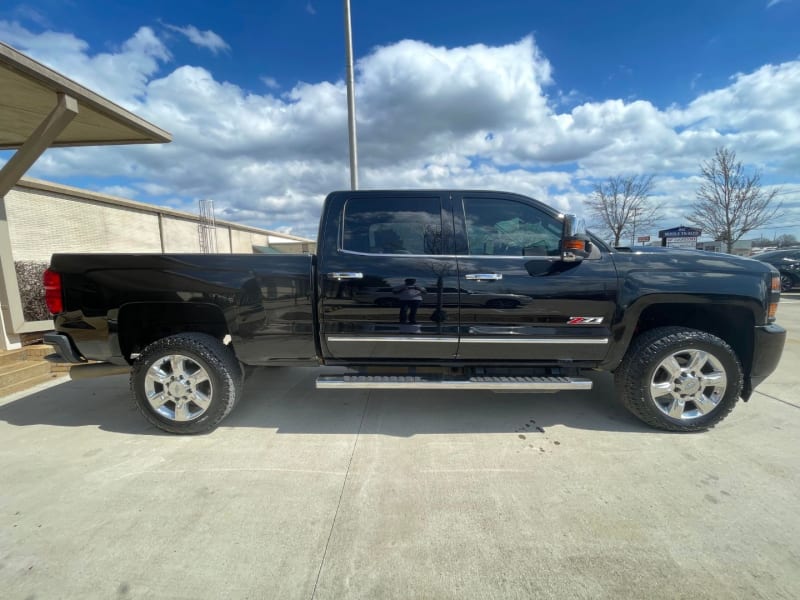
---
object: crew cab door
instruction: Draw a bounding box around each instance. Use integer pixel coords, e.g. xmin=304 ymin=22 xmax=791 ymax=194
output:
xmin=318 ymin=192 xmax=459 ymax=360
xmin=452 ymin=192 xmax=617 ymax=361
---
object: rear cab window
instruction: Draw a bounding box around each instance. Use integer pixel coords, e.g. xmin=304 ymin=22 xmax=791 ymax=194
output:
xmin=342 ymin=196 xmax=444 ymax=255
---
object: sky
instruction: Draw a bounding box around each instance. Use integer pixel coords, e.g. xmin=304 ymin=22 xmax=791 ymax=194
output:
xmin=1 ymin=0 xmax=799 ymax=243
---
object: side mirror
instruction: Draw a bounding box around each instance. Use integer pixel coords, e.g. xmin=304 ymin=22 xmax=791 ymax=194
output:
xmin=561 ymin=214 xmax=591 ymax=262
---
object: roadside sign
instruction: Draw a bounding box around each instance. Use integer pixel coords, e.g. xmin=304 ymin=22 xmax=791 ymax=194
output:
xmin=666 ymin=237 xmax=697 ymax=249
xmin=659 ymin=226 xmax=701 ymax=239
xmin=637 ymin=236 xmax=650 ymax=242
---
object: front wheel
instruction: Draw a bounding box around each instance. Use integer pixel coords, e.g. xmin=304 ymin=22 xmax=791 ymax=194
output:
xmin=131 ymin=333 xmax=243 ymax=434
xmin=615 ymin=326 xmax=743 ymax=432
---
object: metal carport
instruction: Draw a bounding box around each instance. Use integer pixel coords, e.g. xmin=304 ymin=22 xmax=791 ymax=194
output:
xmin=0 ymin=41 xmax=171 ymax=349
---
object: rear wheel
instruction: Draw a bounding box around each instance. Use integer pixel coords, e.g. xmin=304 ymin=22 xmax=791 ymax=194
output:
xmin=615 ymin=326 xmax=743 ymax=432
xmin=131 ymin=333 xmax=242 ymax=434
xmin=780 ymin=273 xmax=794 ymax=292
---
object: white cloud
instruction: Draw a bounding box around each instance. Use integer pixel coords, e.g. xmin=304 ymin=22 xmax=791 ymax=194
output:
xmin=12 ymin=5 xmax=50 ymax=27
xmin=2 ymin=23 xmax=798 ymax=239
xmin=0 ymin=21 xmax=169 ymax=108
xmin=260 ymin=76 xmax=280 ymax=89
xmin=163 ymin=23 xmax=230 ymax=55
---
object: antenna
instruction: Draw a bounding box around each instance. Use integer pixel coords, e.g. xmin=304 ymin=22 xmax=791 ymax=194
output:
xmin=198 ymin=199 xmax=218 ymax=253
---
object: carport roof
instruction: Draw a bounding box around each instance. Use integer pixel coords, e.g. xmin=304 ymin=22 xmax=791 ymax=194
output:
xmin=0 ymin=41 xmax=171 ymax=149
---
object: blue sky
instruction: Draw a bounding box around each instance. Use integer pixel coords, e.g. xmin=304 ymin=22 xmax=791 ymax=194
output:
xmin=1 ymin=0 xmax=799 ymax=241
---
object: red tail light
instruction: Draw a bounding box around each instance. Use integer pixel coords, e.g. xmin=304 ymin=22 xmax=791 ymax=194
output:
xmin=43 ymin=269 xmax=63 ymax=314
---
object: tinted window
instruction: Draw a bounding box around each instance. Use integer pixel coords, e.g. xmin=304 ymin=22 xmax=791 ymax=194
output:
xmin=756 ymin=251 xmax=787 ymax=260
xmin=462 ymin=197 xmax=561 ymax=256
xmin=342 ymin=197 xmax=443 ymax=255
xmin=756 ymin=250 xmax=800 ymax=262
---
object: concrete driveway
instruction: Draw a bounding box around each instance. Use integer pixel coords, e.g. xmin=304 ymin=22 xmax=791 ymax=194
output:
xmin=2 ymin=297 xmax=799 ymax=599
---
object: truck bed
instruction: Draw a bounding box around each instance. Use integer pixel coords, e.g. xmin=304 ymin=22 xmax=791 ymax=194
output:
xmin=49 ymin=253 xmax=318 ymax=365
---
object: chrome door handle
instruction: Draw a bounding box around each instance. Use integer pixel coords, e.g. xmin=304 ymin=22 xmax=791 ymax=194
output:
xmin=465 ymin=273 xmax=503 ymax=281
xmin=326 ymin=272 xmax=364 ymax=280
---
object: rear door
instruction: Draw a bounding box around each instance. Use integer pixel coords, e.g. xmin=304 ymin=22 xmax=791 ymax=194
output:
xmin=319 ymin=192 xmax=460 ymax=360
xmin=452 ymin=192 xmax=617 ymax=362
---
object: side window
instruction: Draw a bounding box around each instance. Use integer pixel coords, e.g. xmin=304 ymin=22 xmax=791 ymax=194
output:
xmin=462 ymin=197 xmax=562 ymax=257
xmin=342 ymin=197 xmax=443 ymax=255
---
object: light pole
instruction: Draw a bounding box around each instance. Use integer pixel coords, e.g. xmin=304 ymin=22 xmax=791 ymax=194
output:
xmin=343 ymin=0 xmax=359 ymax=190
xmin=631 ymin=208 xmax=641 ymax=246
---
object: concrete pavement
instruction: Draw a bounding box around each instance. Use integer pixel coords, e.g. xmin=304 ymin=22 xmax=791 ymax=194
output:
xmin=1 ymin=297 xmax=799 ymax=599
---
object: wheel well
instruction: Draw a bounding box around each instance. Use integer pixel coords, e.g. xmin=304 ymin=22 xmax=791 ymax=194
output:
xmin=635 ymin=303 xmax=754 ymax=375
xmin=118 ymin=303 xmax=229 ymax=361
xmin=780 ymin=269 xmax=799 ymax=282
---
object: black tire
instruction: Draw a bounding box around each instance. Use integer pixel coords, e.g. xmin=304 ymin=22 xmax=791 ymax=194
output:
xmin=615 ymin=326 xmax=743 ymax=432
xmin=130 ymin=333 xmax=243 ymax=434
xmin=780 ymin=273 xmax=795 ymax=292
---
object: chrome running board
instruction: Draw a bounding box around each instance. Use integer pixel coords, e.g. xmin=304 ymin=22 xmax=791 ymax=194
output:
xmin=316 ymin=374 xmax=592 ymax=392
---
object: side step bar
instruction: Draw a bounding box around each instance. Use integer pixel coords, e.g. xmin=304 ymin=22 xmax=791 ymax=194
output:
xmin=316 ymin=375 xmax=592 ymax=391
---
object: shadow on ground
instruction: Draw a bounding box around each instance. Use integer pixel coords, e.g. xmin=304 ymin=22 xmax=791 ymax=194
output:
xmin=0 ymin=367 xmax=652 ymax=436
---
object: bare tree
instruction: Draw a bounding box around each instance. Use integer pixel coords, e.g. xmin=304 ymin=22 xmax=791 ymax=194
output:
xmin=689 ymin=147 xmax=782 ymax=253
xmin=586 ymin=175 xmax=659 ymax=246
xmin=751 ymin=236 xmax=774 ymax=249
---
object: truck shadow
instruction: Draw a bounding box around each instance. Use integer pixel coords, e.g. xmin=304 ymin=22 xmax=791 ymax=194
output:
xmin=0 ymin=367 xmax=654 ymax=435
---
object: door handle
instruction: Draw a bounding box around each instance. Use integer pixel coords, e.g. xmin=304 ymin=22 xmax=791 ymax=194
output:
xmin=465 ymin=273 xmax=503 ymax=281
xmin=327 ymin=272 xmax=364 ymax=280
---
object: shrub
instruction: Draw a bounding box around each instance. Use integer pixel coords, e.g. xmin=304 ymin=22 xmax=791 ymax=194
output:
xmin=15 ymin=261 xmax=49 ymax=322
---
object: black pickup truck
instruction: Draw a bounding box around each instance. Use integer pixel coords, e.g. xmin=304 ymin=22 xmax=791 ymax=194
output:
xmin=43 ymin=190 xmax=786 ymax=434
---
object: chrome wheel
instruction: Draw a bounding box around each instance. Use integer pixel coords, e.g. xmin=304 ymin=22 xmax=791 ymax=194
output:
xmin=649 ymin=349 xmax=727 ymax=421
xmin=144 ymin=354 xmax=213 ymax=422
xmin=780 ymin=274 xmax=794 ymax=292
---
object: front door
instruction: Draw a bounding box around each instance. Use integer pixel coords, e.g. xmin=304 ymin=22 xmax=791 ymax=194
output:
xmin=452 ymin=192 xmax=617 ymax=362
xmin=319 ymin=192 xmax=460 ymax=360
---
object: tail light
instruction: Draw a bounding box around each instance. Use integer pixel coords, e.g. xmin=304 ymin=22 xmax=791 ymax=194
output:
xmin=43 ymin=269 xmax=63 ymax=314
xmin=768 ymin=274 xmax=780 ymax=322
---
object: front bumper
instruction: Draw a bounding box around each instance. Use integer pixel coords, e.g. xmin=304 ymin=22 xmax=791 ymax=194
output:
xmin=742 ymin=323 xmax=786 ymax=399
xmin=43 ymin=331 xmax=86 ymax=364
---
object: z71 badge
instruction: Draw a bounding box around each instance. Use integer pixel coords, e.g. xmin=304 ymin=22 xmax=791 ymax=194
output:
xmin=567 ymin=316 xmax=604 ymax=324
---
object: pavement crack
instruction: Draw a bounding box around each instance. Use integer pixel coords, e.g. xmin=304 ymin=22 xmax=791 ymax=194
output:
xmin=310 ymin=392 xmax=370 ymax=600
xmin=754 ymin=390 xmax=800 ymax=409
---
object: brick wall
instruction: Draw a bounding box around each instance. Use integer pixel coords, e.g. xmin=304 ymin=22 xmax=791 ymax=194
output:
xmin=4 ymin=181 xmax=312 ymax=260
xmin=231 ymin=228 xmax=270 ymax=253
xmin=6 ymin=188 xmax=162 ymax=260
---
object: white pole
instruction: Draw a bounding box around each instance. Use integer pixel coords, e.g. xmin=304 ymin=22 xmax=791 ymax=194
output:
xmin=343 ymin=0 xmax=359 ymax=190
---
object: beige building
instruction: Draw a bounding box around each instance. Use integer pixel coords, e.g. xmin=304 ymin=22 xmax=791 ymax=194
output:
xmin=0 ymin=177 xmax=315 ymax=350
xmin=7 ymin=177 xmax=314 ymax=259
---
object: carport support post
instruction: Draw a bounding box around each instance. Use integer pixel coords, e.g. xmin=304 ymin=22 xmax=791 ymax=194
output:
xmin=0 ymin=92 xmax=78 ymax=348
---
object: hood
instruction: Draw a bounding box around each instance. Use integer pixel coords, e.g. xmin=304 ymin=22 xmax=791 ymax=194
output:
xmin=612 ymin=246 xmax=775 ymax=276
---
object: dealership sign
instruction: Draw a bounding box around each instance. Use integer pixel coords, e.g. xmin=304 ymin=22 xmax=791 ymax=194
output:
xmin=658 ymin=226 xmax=702 ymax=239
xmin=659 ymin=226 xmax=701 ymax=249
xmin=665 ymin=237 xmax=697 ymax=249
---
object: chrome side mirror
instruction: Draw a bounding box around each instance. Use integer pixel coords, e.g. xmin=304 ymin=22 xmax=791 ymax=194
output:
xmin=561 ymin=214 xmax=591 ymax=262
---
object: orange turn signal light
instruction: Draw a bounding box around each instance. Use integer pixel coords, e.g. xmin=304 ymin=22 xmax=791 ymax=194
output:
xmin=771 ymin=275 xmax=781 ymax=292
xmin=768 ymin=303 xmax=778 ymax=320
xmin=563 ymin=239 xmax=585 ymax=251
